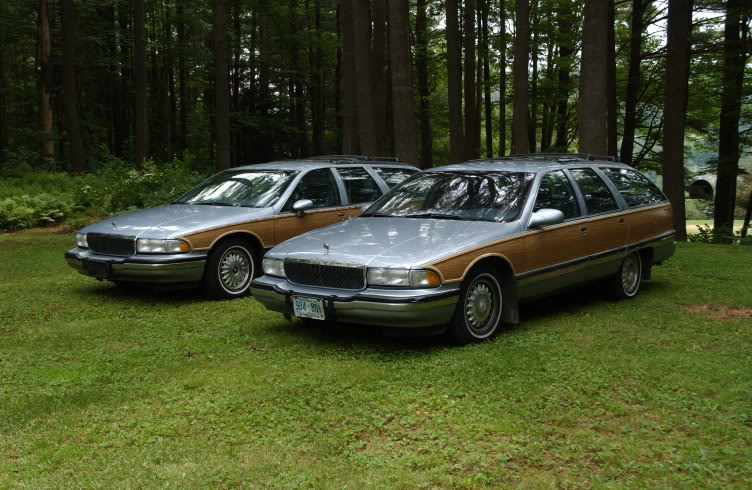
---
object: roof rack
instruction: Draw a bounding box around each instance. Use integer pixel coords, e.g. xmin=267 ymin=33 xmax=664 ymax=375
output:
xmin=307 ymin=155 xmax=404 ymax=163
xmin=470 ymin=153 xmax=618 ymax=164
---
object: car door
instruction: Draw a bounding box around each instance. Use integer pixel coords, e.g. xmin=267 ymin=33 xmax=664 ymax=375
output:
xmin=274 ymin=168 xmax=346 ymax=245
xmin=335 ymin=166 xmax=386 ymax=218
xmin=565 ymin=167 xmax=630 ymax=279
xmin=518 ymin=170 xmax=587 ymax=297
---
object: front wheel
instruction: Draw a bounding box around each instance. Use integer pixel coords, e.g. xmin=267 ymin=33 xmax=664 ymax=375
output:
xmin=202 ymin=237 xmax=257 ymax=300
xmin=448 ymin=266 xmax=504 ymax=345
xmin=611 ymin=251 xmax=642 ymax=299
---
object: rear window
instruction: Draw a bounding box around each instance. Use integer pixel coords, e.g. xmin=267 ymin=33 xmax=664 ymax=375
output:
xmin=373 ymin=167 xmax=419 ymax=187
xmin=569 ymin=168 xmax=620 ymax=215
xmin=601 ymin=168 xmax=667 ymax=208
xmin=336 ymin=167 xmax=384 ymax=204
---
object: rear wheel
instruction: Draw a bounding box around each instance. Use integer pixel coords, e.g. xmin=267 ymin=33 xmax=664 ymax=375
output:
xmin=611 ymin=251 xmax=642 ymax=299
xmin=448 ymin=266 xmax=504 ymax=345
xmin=202 ymin=237 xmax=257 ymax=300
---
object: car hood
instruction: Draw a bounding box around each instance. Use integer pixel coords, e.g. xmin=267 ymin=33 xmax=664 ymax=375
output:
xmin=269 ymin=217 xmax=522 ymax=268
xmin=80 ymin=204 xmax=273 ymax=239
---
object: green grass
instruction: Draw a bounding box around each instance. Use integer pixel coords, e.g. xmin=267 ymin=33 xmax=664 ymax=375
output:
xmin=1 ymin=232 xmax=751 ymax=488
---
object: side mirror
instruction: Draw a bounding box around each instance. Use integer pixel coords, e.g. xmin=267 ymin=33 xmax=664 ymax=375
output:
xmin=292 ymin=199 xmax=314 ymax=218
xmin=528 ymin=208 xmax=565 ymax=228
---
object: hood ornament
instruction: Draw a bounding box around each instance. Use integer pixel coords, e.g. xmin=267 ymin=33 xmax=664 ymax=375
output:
xmin=323 ymin=243 xmax=330 ymax=254
xmin=111 ymin=221 xmax=117 ymax=229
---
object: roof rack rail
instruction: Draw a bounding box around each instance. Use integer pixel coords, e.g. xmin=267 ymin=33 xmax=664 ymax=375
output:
xmin=307 ymin=155 xmax=403 ymax=163
xmin=476 ymin=153 xmax=617 ymax=163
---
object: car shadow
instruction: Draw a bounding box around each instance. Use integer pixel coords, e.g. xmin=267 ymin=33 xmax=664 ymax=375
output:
xmin=72 ymin=281 xmax=206 ymax=305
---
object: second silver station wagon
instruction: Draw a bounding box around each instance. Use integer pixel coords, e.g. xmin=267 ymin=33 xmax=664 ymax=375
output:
xmin=251 ymin=154 xmax=675 ymax=344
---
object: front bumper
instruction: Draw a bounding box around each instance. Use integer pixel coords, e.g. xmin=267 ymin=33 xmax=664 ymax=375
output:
xmin=250 ymin=275 xmax=460 ymax=328
xmin=64 ymin=248 xmax=207 ymax=284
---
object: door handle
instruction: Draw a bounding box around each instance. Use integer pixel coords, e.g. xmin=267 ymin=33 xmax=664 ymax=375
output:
xmin=337 ymin=211 xmax=346 ymax=217
xmin=580 ymin=225 xmax=588 ymax=232
xmin=618 ymin=217 xmax=625 ymax=223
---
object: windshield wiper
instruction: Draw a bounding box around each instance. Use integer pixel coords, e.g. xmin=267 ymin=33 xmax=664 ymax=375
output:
xmin=400 ymin=213 xmax=469 ymax=221
xmin=190 ymin=201 xmax=240 ymax=207
xmin=360 ymin=213 xmax=393 ymax=218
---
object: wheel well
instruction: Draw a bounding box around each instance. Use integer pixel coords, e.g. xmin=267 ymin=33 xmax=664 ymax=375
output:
xmin=467 ymin=256 xmax=519 ymax=325
xmin=210 ymin=232 xmax=263 ymax=261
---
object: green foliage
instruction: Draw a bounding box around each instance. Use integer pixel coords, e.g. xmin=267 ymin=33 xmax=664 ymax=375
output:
xmin=0 ymin=193 xmax=74 ymax=231
xmin=687 ymin=223 xmax=751 ymax=245
xmin=685 ymin=198 xmax=713 ymax=220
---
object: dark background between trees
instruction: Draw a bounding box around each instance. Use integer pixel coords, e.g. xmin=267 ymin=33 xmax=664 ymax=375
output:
xmin=0 ymin=0 xmax=750 ymax=240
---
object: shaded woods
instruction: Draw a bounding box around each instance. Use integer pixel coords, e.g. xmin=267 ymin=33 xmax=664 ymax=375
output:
xmin=0 ymin=0 xmax=750 ymax=239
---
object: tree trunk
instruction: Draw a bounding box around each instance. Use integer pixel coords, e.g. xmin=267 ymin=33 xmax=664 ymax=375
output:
xmin=176 ymin=0 xmax=188 ymax=153
xmin=416 ymin=0 xmax=432 ymax=168
xmin=713 ymin=0 xmax=746 ymax=239
xmin=372 ymin=0 xmax=388 ymax=155
xmin=662 ymin=0 xmax=693 ymax=242
xmin=61 ymin=0 xmax=86 ymax=173
xmin=464 ymin=0 xmax=478 ymax=160
xmin=38 ymin=0 xmax=54 ymax=160
xmin=232 ymin=0 xmax=241 ymax=165
xmin=482 ymin=0 xmax=492 ymax=158
xmin=335 ymin=2 xmax=344 ymax=153
xmin=499 ymin=0 xmax=506 ymax=156
xmin=528 ymin=0 xmax=538 ymax=153
xmin=741 ymin=188 xmax=752 ymax=238
xmin=388 ymin=0 xmax=419 ymax=164
xmin=620 ymin=0 xmax=647 ymax=166
xmin=578 ymin=0 xmax=608 ymax=155
xmin=446 ymin=0 xmax=464 ymax=163
xmin=311 ymin=0 xmax=324 ymax=155
xmin=340 ymin=0 xmax=360 ymax=154
xmin=606 ymin=0 xmax=617 ymax=159
xmin=554 ymin=3 xmax=572 ymax=151
xmin=352 ymin=0 xmax=378 ymax=155
xmin=511 ymin=0 xmax=529 ymax=154
xmin=213 ymin=0 xmax=231 ymax=170
xmin=133 ymin=0 xmax=148 ymax=169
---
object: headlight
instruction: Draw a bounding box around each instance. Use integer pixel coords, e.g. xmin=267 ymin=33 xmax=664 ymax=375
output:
xmin=262 ymin=258 xmax=285 ymax=277
xmin=136 ymin=238 xmax=190 ymax=254
xmin=76 ymin=233 xmax=88 ymax=248
xmin=366 ymin=268 xmax=442 ymax=288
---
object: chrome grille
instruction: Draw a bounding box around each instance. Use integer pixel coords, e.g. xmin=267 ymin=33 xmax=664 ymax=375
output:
xmin=285 ymin=259 xmax=365 ymax=290
xmin=87 ymin=233 xmax=136 ymax=256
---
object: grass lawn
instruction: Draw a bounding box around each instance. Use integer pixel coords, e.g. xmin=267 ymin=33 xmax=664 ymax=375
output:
xmin=686 ymin=219 xmax=745 ymax=234
xmin=1 ymin=232 xmax=751 ymax=488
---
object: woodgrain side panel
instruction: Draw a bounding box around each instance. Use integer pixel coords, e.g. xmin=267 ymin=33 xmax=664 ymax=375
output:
xmin=180 ymin=217 xmax=275 ymax=251
xmin=273 ymin=208 xmax=347 ymax=244
xmin=431 ymin=203 xmax=670 ymax=283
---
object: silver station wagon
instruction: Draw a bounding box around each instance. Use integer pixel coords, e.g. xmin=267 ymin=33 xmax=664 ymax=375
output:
xmin=251 ymin=154 xmax=675 ymax=344
xmin=65 ymin=156 xmax=418 ymax=299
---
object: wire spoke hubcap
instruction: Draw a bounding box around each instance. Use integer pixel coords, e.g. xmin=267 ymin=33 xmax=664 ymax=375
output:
xmin=464 ymin=274 xmax=501 ymax=337
xmin=622 ymin=253 xmax=640 ymax=295
xmin=219 ymin=247 xmax=251 ymax=292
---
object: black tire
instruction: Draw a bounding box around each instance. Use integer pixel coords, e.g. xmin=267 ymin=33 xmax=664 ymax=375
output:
xmin=447 ymin=265 xmax=504 ymax=345
xmin=610 ymin=251 xmax=642 ymax=299
xmin=201 ymin=237 xmax=258 ymax=300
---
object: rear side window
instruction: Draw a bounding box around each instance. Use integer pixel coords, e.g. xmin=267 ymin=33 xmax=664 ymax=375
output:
xmin=336 ymin=167 xmax=384 ymax=204
xmin=569 ymin=168 xmax=619 ymax=215
xmin=373 ymin=167 xmax=418 ymax=188
xmin=534 ymin=170 xmax=580 ymax=220
xmin=601 ymin=168 xmax=667 ymax=208
xmin=283 ymin=168 xmax=340 ymax=211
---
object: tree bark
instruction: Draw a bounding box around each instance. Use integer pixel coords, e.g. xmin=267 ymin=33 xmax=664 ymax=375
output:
xmin=388 ymin=0 xmax=419 ymax=164
xmin=416 ymin=0 xmax=432 ymax=168
xmin=528 ymin=0 xmax=538 ymax=153
xmin=335 ymin=2 xmax=344 ymax=154
xmin=499 ymin=0 xmax=507 ymax=156
xmin=554 ymin=3 xmax=572 ymax=151
xmin=38 ymin=0 xmax=54 ymax=160
xmin=311 ymin=0 xmax=324 ymax=155
xmin=176 ymin=0 xmax=188 ymax=153
xmin=482 ymin=0 xmax=492 ymax=158
xmin=606 ymin=0 xmax=617 ymax=159
xmin=464 ymin=0 xmax=479 ymax=160
xmin=446 ymin=0 xmax=464 ymax=163
xmin=713 ymin=0 xmax=746 ymax=239
xmin=213 ymin=0 xmax=231 ymax=170
xmin=341 ymin=0 xmax=360 ymax=154
xmin=511 ymin=0 xmax=530 ymax=154
xmin=352 ymin=0 xmax=378 ymax=155
xmin=372 ymin=0 xmax=389 ymax=155
xmin=61 ymin=0 xmax=86 ymax=172
xmin=620 ymin=0 xmax=647 ymax=166
xmin=662 ymin=0 xmax=693 ymax=242
xmin=578 ymin=0 xmax=608 ymax=155
xmin=741 ymin=188 xmax=752 ymax=238
xmin=133 ymin=0 xmax=149 ymax=169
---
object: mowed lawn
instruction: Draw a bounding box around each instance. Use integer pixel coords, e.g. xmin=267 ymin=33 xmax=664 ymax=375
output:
xmin=1 ymin=233 xmax=751 ymax=488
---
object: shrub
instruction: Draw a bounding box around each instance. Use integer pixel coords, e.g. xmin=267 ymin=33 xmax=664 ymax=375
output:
xmin=0 ymin=194 xmax=75 ymax=231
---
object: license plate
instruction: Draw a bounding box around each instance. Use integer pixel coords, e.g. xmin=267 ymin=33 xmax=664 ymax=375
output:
xmin=86 ymin=260 xmax=110 ymax=280
xmin=293 ymin=297 xmax=325 ymax=321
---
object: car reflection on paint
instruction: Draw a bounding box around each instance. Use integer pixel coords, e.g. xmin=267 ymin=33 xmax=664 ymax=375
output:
xmin=251 ymin=153 xmax=675 ymax=344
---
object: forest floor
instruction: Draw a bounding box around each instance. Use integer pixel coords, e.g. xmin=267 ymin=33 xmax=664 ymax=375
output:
xmin=686 ymin=219 xmax=745 ymax=234
xmin=1 ymin=234 xmax=751 ymax=488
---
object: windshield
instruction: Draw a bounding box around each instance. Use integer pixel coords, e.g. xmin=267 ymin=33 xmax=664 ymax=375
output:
xmin=174 ymin=170 xmax=297 ymax=207
xmin=362 ymin=171 xmax=535 ymax=222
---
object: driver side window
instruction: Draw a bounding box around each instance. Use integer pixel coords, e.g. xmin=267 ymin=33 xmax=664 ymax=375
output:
xmin=283 ymin=168 xmax=341 ymax=212
xmin=533 ymin=170 xmax=580 ymax=220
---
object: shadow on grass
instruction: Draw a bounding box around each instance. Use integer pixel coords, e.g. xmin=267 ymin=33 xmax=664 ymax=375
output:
xmin=72 ymin=281 xmax=206 ymax=305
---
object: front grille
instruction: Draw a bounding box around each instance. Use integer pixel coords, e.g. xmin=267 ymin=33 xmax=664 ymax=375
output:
xmin=285 ymin=259 xmax=365 ymax=290
xmin=87 ymin=233 xmax=136 ymax=256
